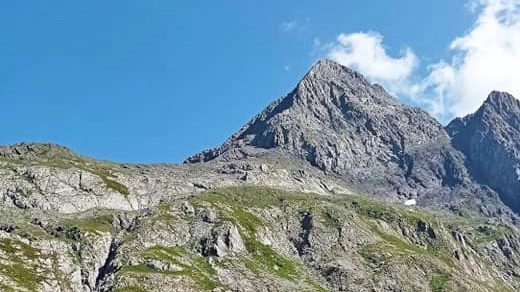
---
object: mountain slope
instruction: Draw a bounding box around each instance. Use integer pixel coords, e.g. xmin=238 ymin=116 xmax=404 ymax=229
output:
xmin=0 ymin=142 xmax=355 ymax=213
xmin=447 ymin=91 xmax=520 ymax=213
xmin=186 ymin=60 xmax=506 ymax=217
xmin=2 ymin=186 xmax=520 ymax=292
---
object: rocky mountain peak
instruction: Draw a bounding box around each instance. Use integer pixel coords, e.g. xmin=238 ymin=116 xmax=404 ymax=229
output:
xmin=186 ymin=60 xmax=491 ymax=208
xmin=478 ymin=91 xmax=520 ymax=131
xmin=484 ymin=90 xmax=519 ymax=111
xmin=295 ymin=59 xmax=394 ymax=107
xmin=303 ymin=59 xmax=368 ymax=83
xmin=447 ymin=91 xmax=520 ymax=213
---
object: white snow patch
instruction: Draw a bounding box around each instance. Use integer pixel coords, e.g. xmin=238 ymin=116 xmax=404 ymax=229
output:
xmin=404 ymin=199 xmax=417 ymax=206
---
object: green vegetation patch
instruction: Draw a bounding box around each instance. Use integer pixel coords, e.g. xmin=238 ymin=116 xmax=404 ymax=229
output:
xmin=141 ymin=245 xmax=184 ymax=263
xmin=446 ymin=215 xmax=516 ymax=246
xmin=197 ymin=199 xmax=301 ymax=281
xmin=114 ymin=288 xmax=148 ymax=292
xmin=493 ymin=277 xmax=516 ymax=292
xmin=304 ymin=278 xmax=329 ymax=292
xmin=31 ymin=152 xmax=130 ymax=197
xmin=193 ymin=186 xmax=320 ymax=209
xmin=0 ymin=238 xmax=46 ymax=290
xmin=348 ymin=195 xmax=438 ymax=229
xmin=472 ymin=224 xmax=514 ymax=244
xmin=359 ymin=221 xmax=457 ymax=270
xmin=195 ymin=186 xmax=467 ymax=285
xmin=121 ymin=245 xmax=223 ymax=290
xmin=197 ymin=191 xmax=302 ymax=281
xmin=102 ymin=176 xmax=129 ymax=197
xmin=353 ymin=198 xmax=396 ymax=221
xmin=63 ymin=211 xmax=114 ymax=234
xmin=194 ymin=186 xmax=342 ymax=233
xmin=374 ymin=226 xmax=425 ymax=253
xmin=320 ymin=208 xmax=340 ymax=229
xmin=429 ymin=273 xmax=450 ymax=292
xmin=244 ymin=236 xmax=299 ymax=280
xmin=229 ymin=207 xmax=264 ymax=233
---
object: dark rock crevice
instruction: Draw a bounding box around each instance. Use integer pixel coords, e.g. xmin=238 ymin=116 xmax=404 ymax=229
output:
xmin=293 ymin=211 xmax=313 ymax=257
xmin=95 ymin=238 xmax=121 ymax=292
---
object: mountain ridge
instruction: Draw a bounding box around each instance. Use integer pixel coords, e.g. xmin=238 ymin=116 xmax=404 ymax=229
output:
xmin=3 ymin=60 xmax=519 ymax=221
xmin=185 ymin=59 xmax=516 ymax=221
xmin=2 ymin=60 xmax=520 ymax=291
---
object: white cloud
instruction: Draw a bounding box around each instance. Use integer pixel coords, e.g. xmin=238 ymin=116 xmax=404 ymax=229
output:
xmin=327 ymin=32 xmax=418 ymax=82
xmin=426 ymin=0 xmax=520 ymax=118
xmin=324 ymin=0 xmax=520 ymax=121
xmin=280 ymin=19 xmax=310 ymax=33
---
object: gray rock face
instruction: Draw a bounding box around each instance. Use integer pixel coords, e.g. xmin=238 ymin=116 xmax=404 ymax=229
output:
xmin=186 ymin=60 xmax=502 ymax=214
xmin=0 ymin=141 xmax=353 ymax=215
xmin=198 ymin=222 xmax=245 ymax=257
xmin=447 ymin=91 xmax=520 ymax=213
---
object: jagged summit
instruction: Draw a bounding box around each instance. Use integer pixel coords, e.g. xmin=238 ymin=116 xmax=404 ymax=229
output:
xmin=186 ymin=60 xmax=426 ymax=161
xmin=484 ymin=90 xmax=519 ymax=109
xmin=447 ymin=91 xmax=520 ymax=134
xmin=304 ymin=59 xmax=368 ymax=83
xmin=480 ymin=91 xmax=520 ymax=131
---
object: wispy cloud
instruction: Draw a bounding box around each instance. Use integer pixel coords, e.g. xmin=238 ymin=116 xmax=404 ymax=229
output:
xmin=323 ymin=0 xmax=520 ymax=121
xmin=280 ymin=18 xmax=310 ymax=33
xmin=310 ymin=38 xmax=333 ymax=56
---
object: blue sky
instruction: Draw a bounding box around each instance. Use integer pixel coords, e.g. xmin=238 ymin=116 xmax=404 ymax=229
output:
xmin=1 ymin=1 xmax=518 ymax=163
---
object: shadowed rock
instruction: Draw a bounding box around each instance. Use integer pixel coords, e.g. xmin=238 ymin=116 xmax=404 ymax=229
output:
xmin=447 ymin=91 xmax=520 ymax=213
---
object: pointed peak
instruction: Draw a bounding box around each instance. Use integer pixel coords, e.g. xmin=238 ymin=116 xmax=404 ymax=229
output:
xmin=309 ymin=59 xmax=345 ymax=71
xmin=304 ymin=59 xmax=369 ymax=85
xmin=484 ymin=91 xmax=518 ymax=109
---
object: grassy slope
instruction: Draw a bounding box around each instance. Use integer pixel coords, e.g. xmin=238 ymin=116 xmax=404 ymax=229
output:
xmin=0 ymin=186 xmax=518 ymax=291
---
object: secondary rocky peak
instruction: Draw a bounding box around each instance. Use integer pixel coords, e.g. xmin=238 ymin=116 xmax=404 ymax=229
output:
xmin=478 ymin=91 xmax=520 ymax=130
xmin=484 ymin=91 xmax=519 ymax=109
xmin=447 ymin=91 xmax=520 ymax=213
